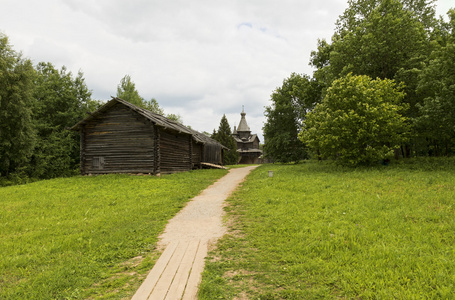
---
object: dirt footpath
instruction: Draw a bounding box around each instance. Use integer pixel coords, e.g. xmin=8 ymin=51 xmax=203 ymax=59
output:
xmin=132 ymin=166 xmax=258 ymax=300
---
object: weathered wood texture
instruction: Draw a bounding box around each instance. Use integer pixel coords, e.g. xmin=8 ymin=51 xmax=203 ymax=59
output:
xmin=159 ymin=130 xmax=191 ymax=174
xmin=82 ymin=103 xmax=155 ymax=174
xmin=203 ymin=144 xmax=223 ymax=165
xmin=192 ymin=141 xmax=202 ymax=168
xmin=72 ymin=98 xmax=227 ymax=175
xmin=239 ymin=140 xmax=260 ymax=151
xmin=80 ymin=127 xmax=86 ymax=174
xmin=154 ymin=126 xmax=161 ymax=174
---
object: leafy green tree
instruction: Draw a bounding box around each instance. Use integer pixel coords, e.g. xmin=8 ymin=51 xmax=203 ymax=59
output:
xmin=320 ymin=0 xmax=428 ymax=91
xmin=116 ymin=75 xmax=145 ymax=107
xmin=31 ymin=62 xmax=96 ymax=178
xmin=144 ymin=98 xmax=164 ymax=115
xmin=34 ymin=62 xmax=95 ymax=129
xmin=212 ymin=115 xmax=239 ymax=165
xmin=335 ymin=0 xmax=437 ymax=34
xmin=416 ymin=9 xmax=455 ymax=156
xmin=301 ymin=74 xmax=410 ymax=166
xmin=0 ymin=34 xmax=36 ymax=176
xmin=166 ymin=113 xmax=183 ymax=124
xmin=117 ymin=75 xmax=183 ymax=123
xmin=263 ymin=73 xmax=321 ymax=163
xmin=310 ymin=0 xmax=435 ymax=157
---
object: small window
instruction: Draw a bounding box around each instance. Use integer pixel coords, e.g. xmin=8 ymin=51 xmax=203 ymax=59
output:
xmin=92 ymin=157 xmax=105 ymax=169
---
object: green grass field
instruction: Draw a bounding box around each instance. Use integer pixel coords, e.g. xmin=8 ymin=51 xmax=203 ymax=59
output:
xmin=0 ymin=169 xmax=227 ymax=299
xmin=199 ymin=159 xmax=455 ymax=299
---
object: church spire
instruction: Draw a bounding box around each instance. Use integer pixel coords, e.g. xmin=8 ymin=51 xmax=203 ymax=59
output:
xmin=237 ymin=106 xmax=250 ymax=132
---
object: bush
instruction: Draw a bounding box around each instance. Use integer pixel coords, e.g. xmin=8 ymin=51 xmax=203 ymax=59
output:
xmin=300 ymin=74 xmax=410 ymax=166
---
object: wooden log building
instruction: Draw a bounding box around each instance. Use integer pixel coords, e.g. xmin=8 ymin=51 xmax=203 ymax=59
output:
xmin=70 ymin=97 xmax=227 ymax=175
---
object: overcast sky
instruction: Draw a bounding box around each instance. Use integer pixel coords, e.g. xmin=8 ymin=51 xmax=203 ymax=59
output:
xmin=1 ymin=0 xmax=453 ymax=140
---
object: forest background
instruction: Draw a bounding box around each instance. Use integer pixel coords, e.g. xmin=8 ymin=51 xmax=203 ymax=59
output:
xmin=0 ymin=39 xmax=188 ymax=186
xmin=263 ymin=0 xmax=455 ymax=165
xmin=1 ymin=0 xmax=455 ymax=184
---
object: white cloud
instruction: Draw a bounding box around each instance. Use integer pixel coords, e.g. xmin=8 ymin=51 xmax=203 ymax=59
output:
xmin=2 ymin=0 xmax=452 ymax=141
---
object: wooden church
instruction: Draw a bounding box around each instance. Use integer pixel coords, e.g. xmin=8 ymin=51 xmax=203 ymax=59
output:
xmin=232 ymin=108 xmax=262 ymax=164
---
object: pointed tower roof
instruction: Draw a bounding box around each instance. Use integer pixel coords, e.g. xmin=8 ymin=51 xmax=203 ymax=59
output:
xmin=237 ymin=106 xmax=250 ymax=132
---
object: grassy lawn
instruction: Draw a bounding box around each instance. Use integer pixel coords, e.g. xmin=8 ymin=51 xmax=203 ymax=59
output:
xmin=199 ymin=159 xmax=455 ymax=299
xmin=0 ymin=169 xmax=227 ymax=299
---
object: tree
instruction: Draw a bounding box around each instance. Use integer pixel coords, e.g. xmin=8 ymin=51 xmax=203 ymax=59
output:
xmin=310 ymin=0 xmax=434 ymax=157
xmin=144 ymin=98 xmax=164 ymax=115
xmin=212 ymin=115 xmax=239 ymax=165
xmin=416 ymin=9 xmax=455 ymax=156
xmin=211 ymin=129 xmax=217 ymax=139
xmin=30 ymin=62 xmax=96 ymax=178
xmin=335 ymin=0 xmax=437 ymax=34
xmin=117 ymin=75 xmax=183 ymax=123
xmin=263 ymin=73 xmax=321 ymax=163
xmin=300 ymin=74 xmax=410 ymax=166
xmin=116 ymin=75 xmax=145 ymax=107
xmin=318 ymin=0 xmax=428 ymax=88
xmin=166 ymin=113 xmax=183 ymax=124
xmin=0 ymin=34 xmax=36 ymax=176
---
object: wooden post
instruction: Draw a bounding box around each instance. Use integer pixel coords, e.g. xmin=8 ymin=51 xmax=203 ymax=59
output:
xmin=80 ymin=126 xmax=86 ymax=175
xmin=154 ymin=126 xmax=161 ymax=175
xmin=189 ymin=135 xmax=193 ymax=169
xmin=201 ymin=145 xmax=205 ymax=168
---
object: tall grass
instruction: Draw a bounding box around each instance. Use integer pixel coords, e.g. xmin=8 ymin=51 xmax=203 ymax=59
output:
xmin=199 ymin=159 xmax=455 ymax=299
xmin=0 ymin=169 xmax=227 ymax=299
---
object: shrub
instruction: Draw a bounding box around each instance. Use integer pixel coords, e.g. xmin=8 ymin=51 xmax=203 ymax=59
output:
xmin=300 ymin=74 xmax=410 ymax=166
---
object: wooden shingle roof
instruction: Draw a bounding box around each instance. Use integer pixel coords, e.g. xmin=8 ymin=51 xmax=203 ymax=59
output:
xmin=233 ymin=134 xmax=259 ymax=144
xmin=237 ymin=109 xmax=250 ymax=132
xmin=71 ymin=97 xmax=226 ymax=148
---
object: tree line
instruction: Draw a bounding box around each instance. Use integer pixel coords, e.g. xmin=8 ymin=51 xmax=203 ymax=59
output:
xmin=0 ymin=31 xmax=240 ymax=184
xmin=264 ymin=0 xmax=455 ymax=166
xmin=0 ymin=34 xmax=180 ymax=184
xmin=0 ymin=35 xmax=96 ymax=183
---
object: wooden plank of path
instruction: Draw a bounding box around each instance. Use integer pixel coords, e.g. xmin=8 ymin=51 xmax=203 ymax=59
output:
xmin=166 ymin=240 xmax=202 ymax=300
xmin=180 ymin=240 xmax=208 ymax=300
xmin=131 ymin=241 xmax=179 ymax=300
xmin=131 ymin=166 xmax=258 ymax=300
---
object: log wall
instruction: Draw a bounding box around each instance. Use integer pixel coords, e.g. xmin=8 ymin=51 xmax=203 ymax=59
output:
xmin=77 ymin=99 xmax=224 ymax=175
xmin=159 ymin=130 xmax=192 ymax=173
xmin=253 ymin=138 xmax=260 ymax=149
xmin=192 ymin=141 xmax=202 ymax=168
xmin=203 ymin=144 xmax=223 ymax=165
xmin=82 ymin=103 xmax=155 ymax=174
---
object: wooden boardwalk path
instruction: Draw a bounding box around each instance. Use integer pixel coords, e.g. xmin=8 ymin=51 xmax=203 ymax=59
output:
xmin=131 ymin=166 xmax=258 ymax=300
xmin=131 ymin=240 xmax=207 ymax=300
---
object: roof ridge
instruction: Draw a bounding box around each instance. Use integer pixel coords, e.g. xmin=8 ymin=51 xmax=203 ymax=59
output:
xmin=71 ymin=97 xmax=225 ymax=148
